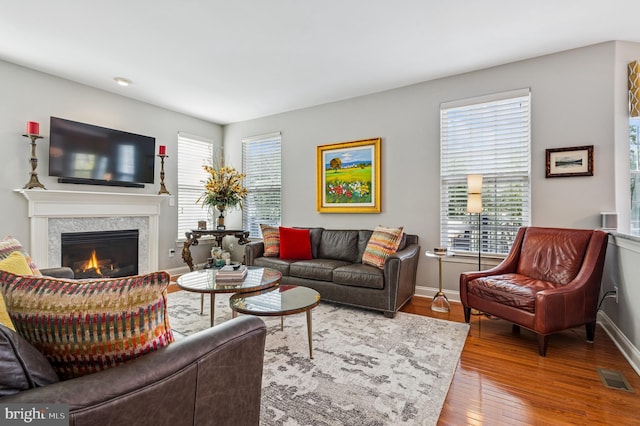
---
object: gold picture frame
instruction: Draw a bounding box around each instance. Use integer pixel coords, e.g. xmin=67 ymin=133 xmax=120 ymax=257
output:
xmin=545 ymin=145 xmax=594 ymax=178
xmin=316 ymin=138 xmax=381 ymax=213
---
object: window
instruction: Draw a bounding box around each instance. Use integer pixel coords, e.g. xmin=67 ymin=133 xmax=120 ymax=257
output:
xmin=177 ymin=133 xmax=215 ymax=239
xmin=630 ymin=117 xmax=640 ymax=235
xmin=242 ymin=132 xmax=282 ymax=238
xmin=440 ymin=89 xmax=531 ymax=255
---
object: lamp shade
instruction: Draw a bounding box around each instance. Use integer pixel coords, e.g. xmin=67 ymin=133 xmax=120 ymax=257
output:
xmin=630 ymin=60 xmax=640 ymax=117
xmin=467 ymin=174 xmax=483 ymax=194
xmin=467 ymin=193 xmax=482 ymax=213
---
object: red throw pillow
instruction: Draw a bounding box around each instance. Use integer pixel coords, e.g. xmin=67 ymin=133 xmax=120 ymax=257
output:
xmin=279 ymin=227 xmax=312 ymax=260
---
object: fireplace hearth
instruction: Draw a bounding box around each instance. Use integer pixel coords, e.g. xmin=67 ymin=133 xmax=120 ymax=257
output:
xmin=61 ymin=229 xmax=139 ymax=279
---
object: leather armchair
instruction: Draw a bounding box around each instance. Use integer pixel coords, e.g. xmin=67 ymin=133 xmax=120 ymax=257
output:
xmin=1 ymin=316 xmax=267 ymax=426
xmin=460 ymin=226 xmax=608 ymax=356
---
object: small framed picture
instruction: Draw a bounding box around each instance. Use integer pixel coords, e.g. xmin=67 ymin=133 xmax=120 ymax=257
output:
xmin=545 ymin=145 xmax=594 ymax=178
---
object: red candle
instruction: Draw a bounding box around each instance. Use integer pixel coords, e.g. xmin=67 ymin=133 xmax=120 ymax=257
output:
xmin=159 ymin=145 xmax=166 ymax=155
xmin=27 ymin=121 xmax=39 ymax=135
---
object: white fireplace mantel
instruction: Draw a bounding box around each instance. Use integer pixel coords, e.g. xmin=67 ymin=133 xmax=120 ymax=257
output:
xmin=17 ymin=189 xmax=167 ymax=272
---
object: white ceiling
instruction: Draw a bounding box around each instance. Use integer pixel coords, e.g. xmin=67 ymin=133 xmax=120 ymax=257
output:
xmin=2 ymin=1 xmax=640 ymax=124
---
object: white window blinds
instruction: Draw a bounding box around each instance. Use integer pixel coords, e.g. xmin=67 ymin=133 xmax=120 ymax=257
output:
xmin=242 ymin=132 xmax=282 ymax=238
xmin=177 ymin=133 xmax=214 ymax=239
xmin=440 ymin=89 xmax=531 ymax=255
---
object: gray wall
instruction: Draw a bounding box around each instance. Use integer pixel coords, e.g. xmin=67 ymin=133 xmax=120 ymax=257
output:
xmin=0 ymin=59 xmax=222 ymax=270
xmin=223 ymin=41 xmax=626 ymax=293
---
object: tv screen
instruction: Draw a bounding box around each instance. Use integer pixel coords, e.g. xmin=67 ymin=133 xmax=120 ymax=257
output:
xmin=49 ymin=117 xmax=156 ymax=187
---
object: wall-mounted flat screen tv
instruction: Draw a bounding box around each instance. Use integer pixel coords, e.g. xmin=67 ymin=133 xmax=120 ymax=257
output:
xmin=49 ymin=116 xmax=156 ymax=188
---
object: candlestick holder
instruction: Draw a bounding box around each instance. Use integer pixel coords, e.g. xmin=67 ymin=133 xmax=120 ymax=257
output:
xmin=22 ymin=134 xmax=46 ymax=190
xmin=157 ymin=154 xmax=171 ymax=195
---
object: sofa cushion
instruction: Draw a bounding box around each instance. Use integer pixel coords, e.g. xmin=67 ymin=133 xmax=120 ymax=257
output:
xmin=333 ymin=264 xmax=384 ymax=289
xmin=253 ymin=256 xmax=293 ymax=276
xmin=0 ymin=324 xmax=59 ymax=396
xmin=362 ymin=226 xmax=404 ymax=268
xmin=0 ymin=236 xmax=40 ymax=275
xmin=467 ymin=273 xmax=560 ymax=313
xmin=0 ymin=251 xmax=35 ymax=330
xmin=290 ymin=259 xmax=350 ymax=281
xmin=279 ymin=227 xmax=312 ymax=260
xmin=260 ymin=224 xmax=280 ymax=257
xmin=318 ymin=230 xmax=359 ymax=263
xmin=0 ymin=271 xmax=174 ymax=380
xmin=308 ymin=228 xmax=324 ymax=259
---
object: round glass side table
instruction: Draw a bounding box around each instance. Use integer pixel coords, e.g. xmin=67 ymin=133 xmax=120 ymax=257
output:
xmin=425 ymin=250 xmax=455 ymax=312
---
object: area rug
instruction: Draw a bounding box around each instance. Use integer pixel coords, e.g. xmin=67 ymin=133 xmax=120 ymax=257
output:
xmin=167 ymin=291 xmax=469 ymax=426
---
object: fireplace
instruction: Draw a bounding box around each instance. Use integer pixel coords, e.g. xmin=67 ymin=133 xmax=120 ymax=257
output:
xmin=61 ymin=229 xmax=139 ymax=279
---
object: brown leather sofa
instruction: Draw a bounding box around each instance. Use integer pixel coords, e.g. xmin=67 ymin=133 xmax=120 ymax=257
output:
xmin=460 ymin=226 xmax=608 ymax=356
xmin=245 ymin=228 xmax=420 ymax=318
xmin=1 ymin=316 xmax=267 ymax=425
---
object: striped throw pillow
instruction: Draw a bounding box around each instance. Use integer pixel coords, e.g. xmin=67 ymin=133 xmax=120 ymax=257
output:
xmin=0 ymin=271 xmax=174 ymax=380
xmin=260 ymin=224 xmax=280 ymax=257
xmin=362 ymin=226 xmax=404 ymax=269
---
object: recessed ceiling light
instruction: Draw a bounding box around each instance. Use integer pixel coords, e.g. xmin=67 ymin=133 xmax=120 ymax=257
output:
xmin=114 ymin=77 xmax=131 ymax=86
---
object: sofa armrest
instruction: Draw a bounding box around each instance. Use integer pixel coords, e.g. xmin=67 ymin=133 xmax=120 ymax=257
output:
xmin=245 ymin=241 xmax=265 ymax=265
xmin=1 ymin=316 xmax=267 ymax=426
xmin=384 ymin=242 xmax=421 ymax=313
xmin=40 ymin=267 xmax=74 ymax=279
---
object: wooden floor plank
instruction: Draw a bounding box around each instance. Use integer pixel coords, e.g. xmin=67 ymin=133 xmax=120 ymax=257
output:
xmin=401 ymin=296 xmax=640 ymax=425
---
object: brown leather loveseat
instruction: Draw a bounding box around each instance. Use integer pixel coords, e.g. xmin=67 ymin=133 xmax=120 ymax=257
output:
xmin=460 ymin=226 xmax=608 ymax=356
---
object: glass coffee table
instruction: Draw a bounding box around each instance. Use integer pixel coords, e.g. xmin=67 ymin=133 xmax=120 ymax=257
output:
xmin=176 ymin=266 xmax=282 ymax=327
xmin=229 ymin=285 xmax=321 ymax=358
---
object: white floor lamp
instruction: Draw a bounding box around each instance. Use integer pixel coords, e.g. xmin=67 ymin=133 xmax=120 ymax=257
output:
xmin=466 ymin=174 xmax=483 ymax=271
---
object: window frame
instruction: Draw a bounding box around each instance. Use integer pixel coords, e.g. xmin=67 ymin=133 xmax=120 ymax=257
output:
xmin=439 ymin=89 xmax=531 ymax=256
xmin=176 ymin=132 xmax=216 ymax=241
xmin=242 ymin=132 xmax=282 ymax=238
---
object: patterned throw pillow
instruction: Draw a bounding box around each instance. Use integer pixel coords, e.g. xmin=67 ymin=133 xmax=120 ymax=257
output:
xmin=260 ymin=224 xmax=280 ymax=257
xmin=0 ymin=271 xmax=174 ymax=380
xmin=362 ymin=226 xmax=404 ymax=269
xmin=0 ymin=236 xmax=40 ymax=275
xmin=0 ymin=251 xmax=35 ymax=331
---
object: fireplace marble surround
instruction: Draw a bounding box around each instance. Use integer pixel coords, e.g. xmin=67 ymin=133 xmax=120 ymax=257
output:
xmin=18 ymin=189 xmax=166 ymax=274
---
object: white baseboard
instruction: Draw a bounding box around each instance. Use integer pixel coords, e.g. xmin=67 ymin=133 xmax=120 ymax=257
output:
xmin=414 ymin=284 xmax=461 ymax=303
xmin=597 ymin=311 xmax=640 ymax=377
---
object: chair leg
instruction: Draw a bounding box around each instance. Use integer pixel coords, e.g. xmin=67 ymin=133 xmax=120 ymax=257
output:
xmin=585 ymin=321 xmax=596 ymax=343
xmin=537 ymin=334 xmax=549 ymax=357
xmin=512 ymin=324 xmax=520 ymax=335
xmin=463 ymin=307 xmax=471 ymax=323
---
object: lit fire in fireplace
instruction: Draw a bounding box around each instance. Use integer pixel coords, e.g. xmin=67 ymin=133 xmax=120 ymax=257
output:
xmin=83 ymin=250 xmax=102 ymax=275
xmin=62 ymin=229 xmax=138 ymax=279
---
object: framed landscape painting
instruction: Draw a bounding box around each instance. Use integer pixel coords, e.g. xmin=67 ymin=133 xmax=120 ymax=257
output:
xmin=316 ymin=138 xmax=381 ymax=213
xmin=546 ymin=145 xmax=594 ymax=178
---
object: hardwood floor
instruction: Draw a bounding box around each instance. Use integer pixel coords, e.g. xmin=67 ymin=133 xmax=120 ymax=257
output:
xmin=401 ymin=297 xmax=640 ymax=425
